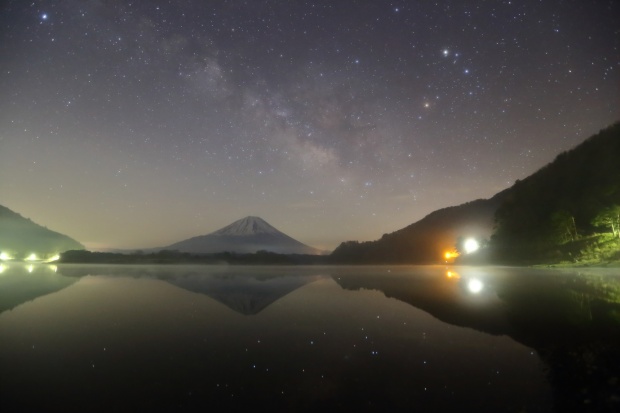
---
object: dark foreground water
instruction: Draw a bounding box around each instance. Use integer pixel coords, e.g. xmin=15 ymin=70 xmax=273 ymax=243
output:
xmin=0 ymin=264 xmax=618 ymax=412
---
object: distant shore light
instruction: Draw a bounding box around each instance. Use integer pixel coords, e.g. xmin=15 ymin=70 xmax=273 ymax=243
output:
xmin=444 ymin=251 xmax=459 ymax=260
xmin=464 ymin=238 xmax=480 ymax=254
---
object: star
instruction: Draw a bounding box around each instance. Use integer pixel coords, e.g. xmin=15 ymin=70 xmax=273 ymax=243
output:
xmin=0 ymin=0 xmax=616 ymax=251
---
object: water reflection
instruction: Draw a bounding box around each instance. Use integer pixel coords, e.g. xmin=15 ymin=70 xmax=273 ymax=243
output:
xmin=0 ymin=264 xmax=618 ymax=412
xmin=0 ymin=263 xmax=78 ymax=314
xmin=166 ymin=272 xmax=324 ymax=315
xmin=332 ymin=266 xmax=620 ymax=412
xmin=48 ymin=264 xmax=327 ymax=315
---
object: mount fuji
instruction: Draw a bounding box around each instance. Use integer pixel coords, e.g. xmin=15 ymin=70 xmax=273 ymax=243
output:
xmin=165 ymin=216 xmax=322 ymax=255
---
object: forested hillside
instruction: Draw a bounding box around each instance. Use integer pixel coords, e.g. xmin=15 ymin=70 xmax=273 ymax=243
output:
xmin=331 ymin=123 xmax=620 ymax=265
xmin=491 ymin=123 xmax=620 ymax=264
xmin=0 ymin=205 xmax=84 ymax=259
xmin=330 ymin=193 xmax=506 ymax=264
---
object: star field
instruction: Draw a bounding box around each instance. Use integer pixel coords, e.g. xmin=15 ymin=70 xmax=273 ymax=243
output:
xmin=1 ymin=1 xmax=618 ymax=250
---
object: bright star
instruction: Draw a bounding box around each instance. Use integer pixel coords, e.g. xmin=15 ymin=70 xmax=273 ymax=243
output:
xmin=442 ymin=49 xmax=449 ymax=57
xmin=41 ymin=13 xmax=48 ymax=20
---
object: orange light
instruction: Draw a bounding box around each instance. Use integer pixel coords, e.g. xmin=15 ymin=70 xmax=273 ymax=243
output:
xmin=446 ymin=270 xmax=460 ymax=279
xmin=444 ymin=251 xmax=459 ymax=260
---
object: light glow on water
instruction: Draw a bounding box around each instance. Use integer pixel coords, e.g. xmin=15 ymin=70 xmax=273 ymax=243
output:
xmin=467 ymin=278 xmax=484 ymax=293
xmin=446 ymin=270 xmax=460 ymax=279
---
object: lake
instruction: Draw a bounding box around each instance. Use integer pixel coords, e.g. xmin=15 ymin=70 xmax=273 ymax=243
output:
xmin=0 ymin=264 xmax=618 ymax=412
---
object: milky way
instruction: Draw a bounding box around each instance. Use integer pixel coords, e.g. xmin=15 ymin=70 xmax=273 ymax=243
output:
xmin=1 ymin=1 xmax=618 ymax=250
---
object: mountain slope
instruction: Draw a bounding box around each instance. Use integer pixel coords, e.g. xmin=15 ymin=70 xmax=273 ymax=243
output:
xmin=166 ymin=216 xmax=321 ymax=255
xmin=491 ymin=122 xmax=620 ymax=262
xmin=0 ymin=204 xmax=84 ymax=258
xmin=330 ymin=191 xmax=507 ymax=264
xmin=330 ymin=122 xmax=620 ymax=265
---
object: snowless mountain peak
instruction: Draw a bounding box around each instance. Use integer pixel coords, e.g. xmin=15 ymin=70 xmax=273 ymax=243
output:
xmin=211 ymin=216 xmax=280 ymax=236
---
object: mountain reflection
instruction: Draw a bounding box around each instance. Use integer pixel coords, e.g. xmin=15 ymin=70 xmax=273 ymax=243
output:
xmin=0 ymin=264 xmax=78 ymax=314
xmin=331 ymin=266 xmax=620 ymax=412
xmin=49 ymin=264 xmax=327 ymax=315
xmin=333 ymin=267 xmax=512 ymax=335
xmin=165 ymin=273 xmax=324 ymax=315
xmin=2 ymin=264 xmax=618 ymax=411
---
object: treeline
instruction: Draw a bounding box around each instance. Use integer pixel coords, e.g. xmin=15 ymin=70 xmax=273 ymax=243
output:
xmin=330 ymin=195 xmax=504 ymax=264
xmin=59 ymin=249 xmax=330 ymax=265
xmin=331 ymin=122 xmax=620 ymax=265
xmin=491 ymin=122 xmax=620 ymax=264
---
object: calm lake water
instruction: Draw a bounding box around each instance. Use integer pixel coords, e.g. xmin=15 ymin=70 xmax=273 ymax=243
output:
xmin=0 ymin=264 xmax=618 ymax=412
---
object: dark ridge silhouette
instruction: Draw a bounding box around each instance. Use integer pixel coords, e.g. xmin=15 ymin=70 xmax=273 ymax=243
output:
xmin=331 ymin=122 xmax=620 ymax=264
xmin=330 ymin=191 xmax=507 ymax=264
xmin=0 ymin=204 xmax=84 ymax=258
xmin=492 ymin=122 xmax=620 ymax=263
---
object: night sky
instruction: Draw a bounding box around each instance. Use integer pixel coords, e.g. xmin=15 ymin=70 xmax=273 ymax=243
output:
xmin=1 ymin=1 xmax=618 ymax=251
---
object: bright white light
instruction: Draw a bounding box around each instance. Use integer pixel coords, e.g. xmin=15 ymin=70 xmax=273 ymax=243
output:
xmin=27 ymin=265 xmax=34 ymax=273
xmin=467 ymin=279 xmax=484 ymax=294
xmin=46 ymin=254 xmax=60 ymax=262
xmin=25 ymin=253 xmax=38 ymax=261
xmin=464 ymin=238 xmax=480 ymax=254
xmin=0 ymin=252 xmax=11 ymax=261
